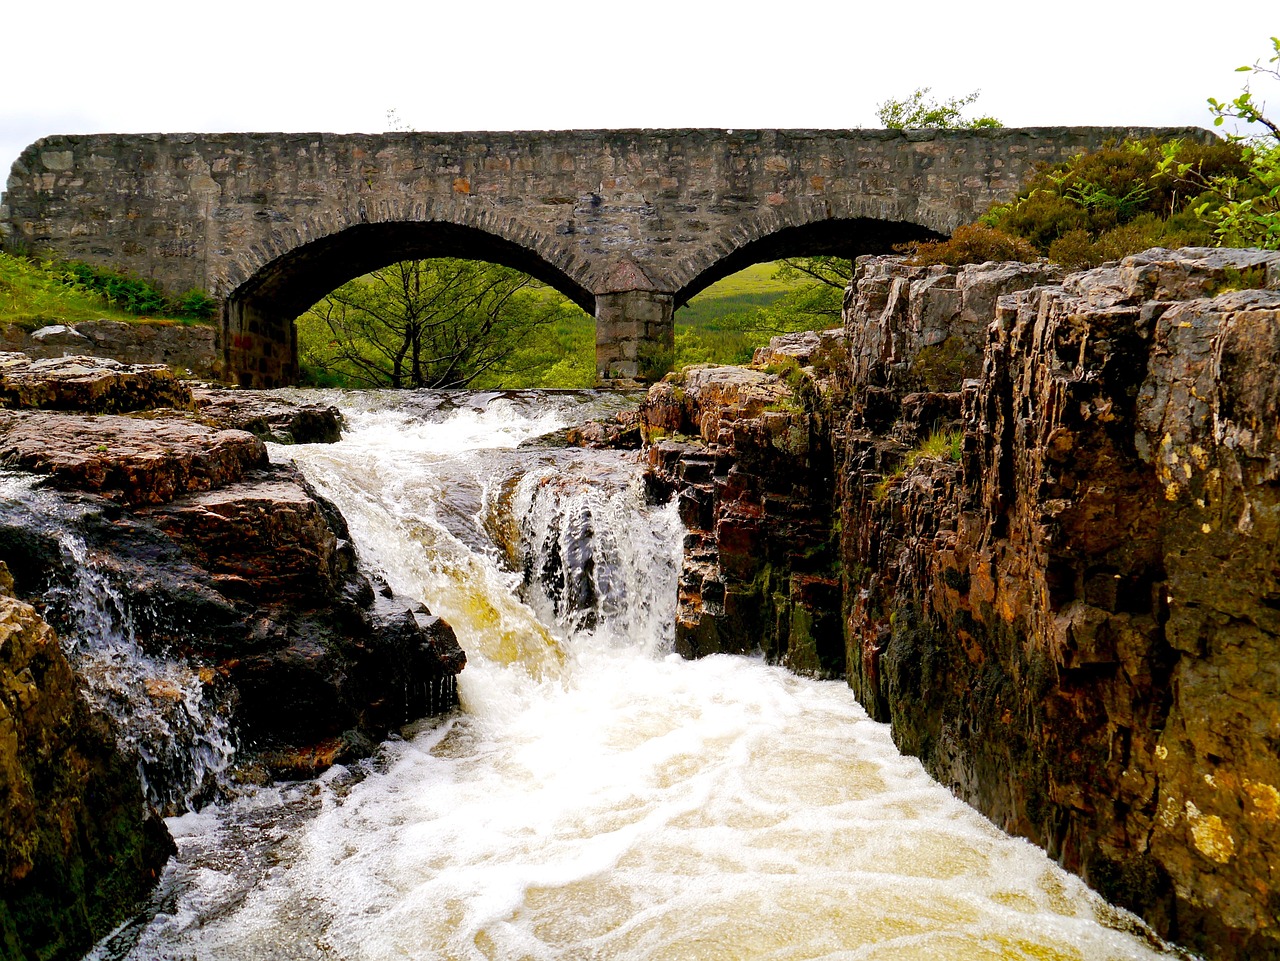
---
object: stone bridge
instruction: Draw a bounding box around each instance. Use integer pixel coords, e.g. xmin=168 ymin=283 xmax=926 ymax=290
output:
xmin=1 ymin=127 xmax=1207 ymax=386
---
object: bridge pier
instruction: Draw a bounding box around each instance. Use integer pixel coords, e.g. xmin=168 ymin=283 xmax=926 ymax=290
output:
xmin=222 ymin=298 xmax=299 ymax=388
xmin=594 ymin=290 xmax=675 ymax=384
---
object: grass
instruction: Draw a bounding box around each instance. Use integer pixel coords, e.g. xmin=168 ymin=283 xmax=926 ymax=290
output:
xmin=676 ymin=262 xmax=803 ymax=329
xmin=0 ymin=252 xmax=199 ymax=330
xmin=673 ymin=261 xmax=817 ymax=368
xmin=905 ymin=429 xmax=963 ymax=468
xmin=873 ymin=429 xmax=963 ymax=503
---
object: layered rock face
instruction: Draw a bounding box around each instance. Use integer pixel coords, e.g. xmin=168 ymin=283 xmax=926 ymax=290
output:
xmin=0 ymin=320 xmax=216 ymax=379
xmin=650 ymin=249 xmax=1280 ymax=959
xmin=642 ymin=360 xmax=844 ymax=675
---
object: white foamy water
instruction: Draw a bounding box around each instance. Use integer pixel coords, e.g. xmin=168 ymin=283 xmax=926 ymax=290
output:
xmin=88 ymin=391 xmax=1184 ymax=961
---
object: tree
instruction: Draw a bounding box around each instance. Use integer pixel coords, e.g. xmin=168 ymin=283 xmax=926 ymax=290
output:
xmin=1202 ymin=37 xmax=1280 ymax=249
xmin=1208 ymin=37 xmax=1280 ymax=141
xmin=875 ymin=88 xmax=1001 ymax=130
xmin=298 ymin=259 xmax=566 ymax=388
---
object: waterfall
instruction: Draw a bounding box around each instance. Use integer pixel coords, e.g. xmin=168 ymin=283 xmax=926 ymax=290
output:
xmin=81 ymin=391 xmax=1186 ymax=961
xmin=0 ymin=473 xmax=236 ymax=815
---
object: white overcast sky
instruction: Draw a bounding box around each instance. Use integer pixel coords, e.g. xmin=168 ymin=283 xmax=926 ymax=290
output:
xmin=2 ymin=1 xmax=1277 ymax=175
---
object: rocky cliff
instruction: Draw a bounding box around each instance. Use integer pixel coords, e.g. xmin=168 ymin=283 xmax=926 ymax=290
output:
xmin=646 ymin=248 xmax=1280 ymax=960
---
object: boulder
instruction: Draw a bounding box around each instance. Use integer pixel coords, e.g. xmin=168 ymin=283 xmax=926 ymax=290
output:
xmin=192 ymin=387 xmax=343 ymax=444
xmin=0 ymin=562 xmax=173 ymax=961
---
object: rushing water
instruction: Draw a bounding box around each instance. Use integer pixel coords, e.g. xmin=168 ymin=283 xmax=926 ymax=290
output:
xmin=86 ymin=390 xmax=1185 ymax=961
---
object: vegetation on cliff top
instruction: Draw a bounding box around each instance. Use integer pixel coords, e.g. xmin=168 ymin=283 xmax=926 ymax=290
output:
xmin=905 ymin=39 xmax=1280 ymax=268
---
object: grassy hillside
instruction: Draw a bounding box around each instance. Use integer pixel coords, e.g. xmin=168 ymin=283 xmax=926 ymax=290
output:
xmin=0 ymin=252 xmax=206 ymax=330
xmin=674 ymin=260 xmax=829 ymax=367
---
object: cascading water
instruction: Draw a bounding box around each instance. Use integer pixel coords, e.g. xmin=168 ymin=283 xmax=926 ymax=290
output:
xmin=0 ymin=475 xmax=235 ymax=815
xmin=86 ymin=391 xmax=1188 ymax=961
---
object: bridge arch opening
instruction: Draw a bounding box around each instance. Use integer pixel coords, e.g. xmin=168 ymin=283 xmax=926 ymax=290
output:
xmin=673 ymin=217 xmax=944 ymax=307
xmin=667 ymin=217 xmax=946 ymax=366
xmin=223 ymin=222 xmax=594 ymax=388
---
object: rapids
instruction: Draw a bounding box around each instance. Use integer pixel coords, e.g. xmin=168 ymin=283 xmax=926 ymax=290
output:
xmin=86 ymin=390 xmax=1186 ymax=961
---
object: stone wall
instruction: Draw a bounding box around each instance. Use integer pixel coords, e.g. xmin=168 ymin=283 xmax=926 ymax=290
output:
xmin=647 ymin=248 xmax=1280 ymax=959
xmin=0 ymin=320 xmax=216 ymax=378
xmin=2 ymin=127 xmax=1209 ymax=385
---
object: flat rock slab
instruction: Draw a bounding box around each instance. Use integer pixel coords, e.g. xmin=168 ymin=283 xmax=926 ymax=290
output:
xmin=139 ymin=469 xmax=345 ymax=604
xmin=191 ymin=388 xmax=342 ymax=444
xmin=0 ymin=353 xmax=193 ymax=413
xmin=0 ymin=411 xmax=266 ymax=506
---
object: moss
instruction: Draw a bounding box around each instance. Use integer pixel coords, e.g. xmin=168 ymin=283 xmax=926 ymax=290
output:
xmin=1206 ymin=265 xmax=1269 ymax=295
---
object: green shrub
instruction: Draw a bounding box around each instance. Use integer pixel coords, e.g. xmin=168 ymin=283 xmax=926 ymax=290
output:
xmin=62 ymin=261 xmax=170 ymax=314
xmin=900 ymin=223 xmax=1040 ymax=266
xmin=170 ymin=289 xmax=218 ymax=320
xmin=983 ymin=139 xmax=1247 ymax=258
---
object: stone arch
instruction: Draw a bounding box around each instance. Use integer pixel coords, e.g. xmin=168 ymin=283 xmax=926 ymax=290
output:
xmin=222 ymin=217 xmax=594 ymax=388
xmin=671 ymin=199 xmax=947 ymax=306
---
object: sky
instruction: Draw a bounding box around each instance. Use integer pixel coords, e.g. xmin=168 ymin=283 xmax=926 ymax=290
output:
xmin=2 ymin=1 xmax=1276 ymax=176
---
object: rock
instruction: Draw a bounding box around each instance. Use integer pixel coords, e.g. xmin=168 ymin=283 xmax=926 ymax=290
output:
xmin=563 ymin=409 xmax=642 ymax=449
xmin=0 ymin=321 xmax=217 ymax=379
xmin=839 ymin=248 xmax=1280 ymax=959
xmin=643 ymin=365 xmax=840 ymax=675
xmin=29 ymin=323 xmax=91 ymax=347
xmin=0 ymin=410 xmax=267 ymax=506
xmin=649 ymin=247 xmax=1280 ymax=959
xmin=0 ymin=352 xmax=194 ymax=413
xmin=752 ymin=328 xmax=847 ymax=371
xmin=0 ymin=457 xmax=464 ymax=788
xmin=0 ymin=561 xmax=173 ymax=961
xmin=191 ymin=387 xmax=343 ymax=444
xmin=138 ymin=468 xmax=357 ymax=605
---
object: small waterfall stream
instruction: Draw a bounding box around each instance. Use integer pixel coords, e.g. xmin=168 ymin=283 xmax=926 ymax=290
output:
xmin=81 ymin=390 xmax=1183 ymax=961
xmin=0 ymin=475 xmax=236 ymax=815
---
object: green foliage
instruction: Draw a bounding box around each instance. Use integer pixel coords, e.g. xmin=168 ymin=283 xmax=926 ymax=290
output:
xmin=56 ymin=262 xmax=215 ymax=319
xmin=298 ymin=258 xmax=587 ymax=389
xmin=1208 ymin=36 xmax=1280 ymax=141
xmin=673 ymin=260 xmax=824 ymax=369
xmin=906 ymin=429 xmax=963 ymax=468
xmin=876 ymin=88 xmax=1001 ymax=130
xmin=978 ymin=138 xmax=1251 ymax=266
xmin=61 ymin=261 xmax=170 ymax=314
xmin=901 ymin=223 xmax=1040 ymax=267
xmin=1199 ymin=38 xmax=1280 ymax=249
xmin=0 ymin=252 xmax=199 ymax=329
xmin=169 ymin=288 xmax=218 ymax=320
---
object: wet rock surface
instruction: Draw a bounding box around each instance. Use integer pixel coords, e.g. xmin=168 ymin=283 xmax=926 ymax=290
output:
xmin=648 ymin=248 xmax=1280 ymax=960
xmin=0 ymin=562 xmax=173 ymax=961
xmin=191 ymin=387 xmax=343 ymax=444
xmin=0 ymin=360 xmax=464 ymax=959
xmin=643 ymin=347 xmax=845 ymax=676
xmin=0 ymin=410 xmax=267 ymax=506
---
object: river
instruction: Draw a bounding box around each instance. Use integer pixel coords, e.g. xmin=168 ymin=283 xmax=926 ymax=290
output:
xmin=84 ymin=390 xmax=1185 ymax=961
